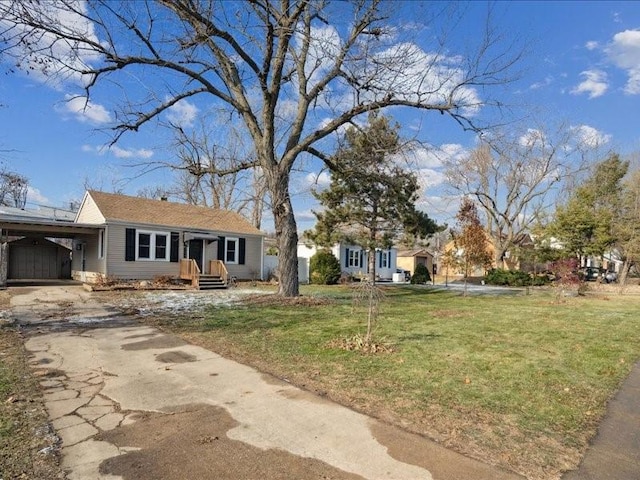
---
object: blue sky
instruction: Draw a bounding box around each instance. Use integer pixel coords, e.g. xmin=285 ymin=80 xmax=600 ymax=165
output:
xmin=1 ymin=1 xmax=639 ymax=233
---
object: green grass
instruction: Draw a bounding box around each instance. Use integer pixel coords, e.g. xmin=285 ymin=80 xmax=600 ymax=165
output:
xmin=155 ymin=285 xmax=640 ymax=479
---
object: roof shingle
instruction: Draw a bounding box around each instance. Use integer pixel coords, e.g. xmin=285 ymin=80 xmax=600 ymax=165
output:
xmin=87 ymin=190 xmax=263 ymax=236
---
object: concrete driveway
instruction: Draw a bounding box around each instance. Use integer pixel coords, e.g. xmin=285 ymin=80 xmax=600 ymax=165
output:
xmin=7 ymin=285 xmax=523 ymax=480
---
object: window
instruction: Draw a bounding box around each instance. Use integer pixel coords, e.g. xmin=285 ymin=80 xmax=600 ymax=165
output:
xmin=348 ymin=249 xmax=360 ymax=268
xmin=381 ymin=250 xmax=389 ymax=268
xmin=136 ymin=231 xmax=169 ymax=261
xmin=225 ymin=237 xmax=238 ymax=264
xmin=155 ymin=235 xmax=167 ymax=259
xmin=98 ymin=229 xmax=105 ymax=259
xmin=138 ymin=233 xmax=151 ymax=259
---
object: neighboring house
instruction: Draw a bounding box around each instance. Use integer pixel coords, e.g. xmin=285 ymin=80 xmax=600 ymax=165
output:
xmin=71 ymin=191 xmax=265 ymax=285
xmin=601 ymin=250 xmax=623 ymax=273
xmin=443 ymin=231 xmax=535 ymax=276
xmin=396 ymin=248 xmax=434 ymax=277
xmin=297 ymin=242 xmax=398 ymax=281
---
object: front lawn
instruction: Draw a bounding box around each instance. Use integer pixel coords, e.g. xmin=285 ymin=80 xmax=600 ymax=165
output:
xmin=149 ymin=285 xmax=640 ymax=480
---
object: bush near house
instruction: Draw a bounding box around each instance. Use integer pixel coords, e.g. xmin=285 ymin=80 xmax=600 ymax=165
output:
xmin=485 ymin=268 xmax=551 ymax=287
xmin=410 ymin=263 xmax=431 ymax=284
xmin=309 ymin=249 xmax=342 ymax=285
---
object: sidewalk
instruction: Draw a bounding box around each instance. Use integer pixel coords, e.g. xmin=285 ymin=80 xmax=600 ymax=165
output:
xmin=563 ymin=362 xmax=640 ymax=479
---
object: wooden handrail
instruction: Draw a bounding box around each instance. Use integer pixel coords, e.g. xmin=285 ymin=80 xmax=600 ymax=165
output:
xmin=179 ymin=259 xmax=200 ymax=288
xmin=209 ymin=260 xmax=228 ymax=285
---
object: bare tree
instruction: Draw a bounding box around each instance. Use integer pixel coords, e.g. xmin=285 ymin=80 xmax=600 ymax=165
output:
xmin=0 ymin=170 xmax=28 ymax=208
xmin=445 ymin=126 xmax=592 ymax=269
xmin=1 ymin=1 xmax=522 ymax=296
xmin=164 ymin=119 xmax=267 ymax=229
xmin=136 ymin=185 xmax=173 ymax=200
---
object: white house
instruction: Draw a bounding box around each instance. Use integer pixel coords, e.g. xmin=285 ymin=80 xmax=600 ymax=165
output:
xmin=297 ymin=242 xmax=398 ymax=281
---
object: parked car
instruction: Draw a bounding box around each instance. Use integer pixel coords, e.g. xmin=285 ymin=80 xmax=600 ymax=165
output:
xmin=602 ymin=270 xmax=618 ymax=283
xmin=579 ymin=267 xmax=601 ymax=282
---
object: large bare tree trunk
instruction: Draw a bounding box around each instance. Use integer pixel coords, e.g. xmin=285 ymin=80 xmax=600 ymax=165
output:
xmin=266 ymin=169 xmax=299 ymax=297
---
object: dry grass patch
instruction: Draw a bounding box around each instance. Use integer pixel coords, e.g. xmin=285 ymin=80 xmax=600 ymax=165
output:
xmin=0 ymin=328 xmax=65 ymax=480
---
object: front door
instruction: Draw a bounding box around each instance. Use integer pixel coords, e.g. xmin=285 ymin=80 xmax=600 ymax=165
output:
xmin=188 ymin=239 xmax=204 ymax=273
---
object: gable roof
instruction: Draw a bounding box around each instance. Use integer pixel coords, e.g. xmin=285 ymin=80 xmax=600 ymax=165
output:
xmin=397 ymin=248 xmax=434 ymax=258
xmin=85 ymin=190 xmax=263 ymax=236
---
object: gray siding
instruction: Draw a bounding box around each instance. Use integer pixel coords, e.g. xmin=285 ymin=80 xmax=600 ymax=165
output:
xmin=106 ymin=224 xmax=180 ymax=280
xmin=225 ymin=235 xmax=262 ymax=280
xmin=103 ymin=223 xmax=263 ymax=281
xmin=71 ymin=232 xmax=107 ymax=282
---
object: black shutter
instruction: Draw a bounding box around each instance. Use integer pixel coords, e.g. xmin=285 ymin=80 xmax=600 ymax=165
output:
xmin=170 ymin=232 xmax=179 ymax=262
xmin=125 ymin=228 xmax=136 ymax=261
xmin=378 ymin=250 xmax=382 ymax=268
xmin=217 ymin=236 xmax=225 ymax=261
xmin=239 ymin=238 xmax=246 ymax=265
xmin=345 ymin=248 xmax=350 ymax=268
xmin=359 ymin=250 xmax=363 ymax=268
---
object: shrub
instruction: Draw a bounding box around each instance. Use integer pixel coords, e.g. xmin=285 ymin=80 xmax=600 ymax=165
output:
xmin=410 ymin=263 xmax=431 ymax=284
xmin=484 ymin=268 xmax=549 ymax=287
xmin=309 ymin=249 xmax=342 ymax=285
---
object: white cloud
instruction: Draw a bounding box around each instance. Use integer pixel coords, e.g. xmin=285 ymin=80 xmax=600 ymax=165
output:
xmin=416 ymin=194 xmax=459 ymax=222
xmin=166 ymin=100 xmax=198 ymax=127
xmin=356 ymin=42 xmax=481 ymax=114
xmin=570 ymin=70 xmax=609 ymax=98
xmin=304 ymin=171 xmax=331 ymax=189
xmin=585 ymin=41 xmax=599 ymax=51
xmin=571 ymin=124 xmax=612 ymax=148
xmin=110 ymin=145 xmax=154 ymax=159
xmin=405 ymin=143 xmax=467 ymax=170
xmin=304 ymin=24 xmax=342 ymax=81
xmin=81 ymin=143 xmax=154 ymax=159
xmin=416 ymin=168 xmax=446 ymax=190
xmin=61 ymin=95 xmax=111 ymax=124
xmin=26 ymin=186 xmax=50 ymax=205
xmin=606 ymin=29 xmax=640 ymax=94
xmin=518 ymin=129 xmax=546 ymax=147
xmin=295 ymin=208 xmax=318 ymax=221
xmin=530 ymin=76 xmax=554 ymax=90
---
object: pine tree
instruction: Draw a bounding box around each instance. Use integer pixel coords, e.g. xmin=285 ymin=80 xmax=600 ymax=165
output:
xmin=306 ymin=112 xmax=440 ymax=283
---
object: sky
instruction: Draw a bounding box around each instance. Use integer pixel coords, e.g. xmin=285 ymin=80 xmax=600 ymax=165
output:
xmin=0 ymin=1 xmax=639 ymax=233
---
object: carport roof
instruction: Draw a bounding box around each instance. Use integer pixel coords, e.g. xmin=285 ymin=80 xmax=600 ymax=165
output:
xmin=0 ymin=216 xmax=101 ymax=238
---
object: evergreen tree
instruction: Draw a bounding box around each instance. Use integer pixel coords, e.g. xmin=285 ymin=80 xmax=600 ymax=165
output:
xmin=550 ymin=154 xmax=629 ymax=260
xmin=309 ymin=250 xmax=341 ymax=285
xmin=306 ymin=113 xmax=440 ymax=283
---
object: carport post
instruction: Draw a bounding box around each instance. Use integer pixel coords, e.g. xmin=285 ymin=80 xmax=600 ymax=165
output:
xmin=0 ymin=241 xmax=7 ymax=288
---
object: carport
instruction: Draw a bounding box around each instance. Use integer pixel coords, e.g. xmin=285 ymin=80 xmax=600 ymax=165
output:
xmin=0 ymin=216 xmax=100 ymax=286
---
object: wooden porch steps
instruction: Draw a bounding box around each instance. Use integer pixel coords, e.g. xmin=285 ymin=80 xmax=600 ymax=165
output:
xmin=198 ymin=274 xmax=227 ymax=290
